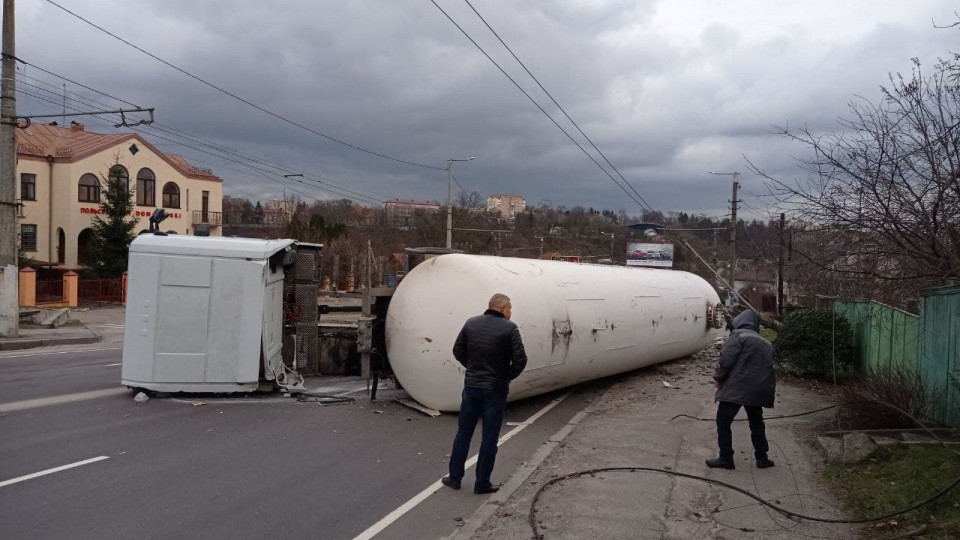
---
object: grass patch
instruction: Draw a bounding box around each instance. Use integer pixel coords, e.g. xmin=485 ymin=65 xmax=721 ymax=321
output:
xmin=823 ymin=444 xmax=960 ymax=538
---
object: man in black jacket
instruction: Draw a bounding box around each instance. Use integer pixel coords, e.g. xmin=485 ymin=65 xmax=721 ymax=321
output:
xmin=442 ymin=293 xmax=528 ymax=494
xmin=706 ymin=309 xmax=777 ymax=470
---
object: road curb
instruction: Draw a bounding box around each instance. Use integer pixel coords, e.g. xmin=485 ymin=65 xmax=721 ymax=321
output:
xmin=0 ymin=327 xmax=102 ymax=350
xmin=445 ymin=393 xmax=604 ymax=540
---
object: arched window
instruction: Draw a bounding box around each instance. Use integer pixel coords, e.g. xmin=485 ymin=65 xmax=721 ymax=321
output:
xmin=108 ymin=164 xmax=129 ymax=192
xmin=162 ymin=182 xmax=180 ymax=209
xmin=136 ymin=168 xmax=155 ymax=206
xmin=78 ymin=173 xmax=100 ymax=203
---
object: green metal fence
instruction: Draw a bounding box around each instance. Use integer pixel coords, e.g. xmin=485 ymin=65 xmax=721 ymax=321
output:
xmin=834 ymin=300 xmax=919 ymax=373
xmin=919 ymin=285 xmax=960 ymax=427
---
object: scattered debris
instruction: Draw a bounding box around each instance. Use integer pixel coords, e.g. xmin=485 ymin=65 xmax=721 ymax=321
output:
xmin=134 ymin=392 xmax=150 ymax=403
xmin=662 ymin=381 xmax=672 ymax=388
xmin=191 ymin=402 xmax=206 ymax=407
xmin=395 ymin=398 xmax=441 ymax=417
xmin=373 ymin=410 xmax=384 ymax=414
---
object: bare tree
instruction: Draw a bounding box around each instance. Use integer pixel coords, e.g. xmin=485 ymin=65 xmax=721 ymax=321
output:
xmin=456 ymin=189 xmax=484 ymax=210
xmin=752 ymin=58 xmax=960 ymax=307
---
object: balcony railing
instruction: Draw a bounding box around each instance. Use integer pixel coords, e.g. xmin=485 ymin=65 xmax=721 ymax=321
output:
xmin=192 ymin=210 xmax=222 ymax=227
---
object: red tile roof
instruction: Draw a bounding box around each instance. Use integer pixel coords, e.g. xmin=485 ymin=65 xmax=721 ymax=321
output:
xmin=16 ymin=123 xmax=221 ymax=182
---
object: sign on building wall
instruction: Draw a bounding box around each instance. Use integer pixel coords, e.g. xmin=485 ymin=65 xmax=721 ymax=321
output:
xmin=626 ymin=243 xmax=674 ymax=268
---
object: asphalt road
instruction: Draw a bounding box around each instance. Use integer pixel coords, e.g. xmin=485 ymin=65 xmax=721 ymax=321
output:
xmin=0 ymin=347 xmax=605 ymax=540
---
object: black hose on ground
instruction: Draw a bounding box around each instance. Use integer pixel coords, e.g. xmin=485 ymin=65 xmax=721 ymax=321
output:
xmin=529 ymin=399 xmax=960 ymax=539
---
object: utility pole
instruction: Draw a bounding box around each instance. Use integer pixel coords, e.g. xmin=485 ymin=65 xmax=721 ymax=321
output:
xmin=777 ymin=212 xmax=785 ymax=317
xmin=600 ymin=231 xmax=615 ymax=262
xmin=0 ymin=0 xmax=18 ymax=337
xmin=535 ymin=235 xmax=543 ymax=259
xmin=730 ymin=173 xmax=739 ymax=291
xmin=445 ymin=156 xmax=474 ymax=250
xmin=707 ymin=170 xmax=740 ymax=295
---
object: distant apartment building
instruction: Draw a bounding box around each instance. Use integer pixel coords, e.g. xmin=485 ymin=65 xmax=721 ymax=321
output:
xmin=486 ymin=194 xmax=525 ymax=219
xmin=383 ymin=199 xmax=440 ymax=230
xmin=16 ymin=122 xmax=223 ymax=268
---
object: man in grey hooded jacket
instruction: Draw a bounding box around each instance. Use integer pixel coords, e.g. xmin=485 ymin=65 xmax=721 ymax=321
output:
xmin=706 ymin=309 xmax=776 ymax=470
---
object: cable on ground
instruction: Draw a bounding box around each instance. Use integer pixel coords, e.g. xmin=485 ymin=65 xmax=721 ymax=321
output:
xmin=529 ymin=399 xmax=960 ymax=539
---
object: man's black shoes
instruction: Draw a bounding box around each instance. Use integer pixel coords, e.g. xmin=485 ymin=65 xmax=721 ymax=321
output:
xmin=441 ymin=477 xmax=461 ymax=490
xmin=756 ymin=457 xmax=776 ymax=469
xmin=705 ymin=457 xmax=736 ymax=469
xmin=474 ymin=484 xmax=500 ymax=495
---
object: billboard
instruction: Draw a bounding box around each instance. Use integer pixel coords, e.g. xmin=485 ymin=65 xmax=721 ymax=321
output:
xmin=626 ymin=243 xmax=674 ymax=268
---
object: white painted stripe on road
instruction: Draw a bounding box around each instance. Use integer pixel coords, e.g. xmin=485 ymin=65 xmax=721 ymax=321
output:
xmin=99 ymin=324 xmax=125 ymax=329
xmin=104 ymin=363 xmax=122 ymax=367
xmin=0 ymin=347 xmax=121 ymax=359
xmin=0 ymin=387 xmax=128 ymax=413
xmin=350 ymin=392 xmax=571 ymax=540
xmin=0 ymin=456 xmax=109 ymax=488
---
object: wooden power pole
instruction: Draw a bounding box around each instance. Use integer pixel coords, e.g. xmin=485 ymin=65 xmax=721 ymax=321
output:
xmin=0 ymin=0 xmax=18 ymax=337
xmin=777 ymin=212 xmax=785 ymax=317
xmin=728 ymin=173 xmax=740 ymax=293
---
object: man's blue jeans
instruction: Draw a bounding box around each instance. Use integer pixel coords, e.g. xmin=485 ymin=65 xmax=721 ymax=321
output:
xmin=448 ymin=386 xmax=508 ymax=489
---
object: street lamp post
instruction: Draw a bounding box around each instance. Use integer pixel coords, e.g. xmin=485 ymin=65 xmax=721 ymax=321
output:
xmin=600 ymin=232 xmax=615 ymax=262
xmin=445 ymin=157 xmax=475 ymax=249
xmin=707 ymin=170 xmax=740 ymax=293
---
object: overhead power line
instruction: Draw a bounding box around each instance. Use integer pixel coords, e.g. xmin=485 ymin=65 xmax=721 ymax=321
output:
xmin=428 ymin=0 xmax=650 ymax=214
xmin=15 ymin=84 xmax=334 ymax=202
xmin=442 ymin=2 xmax=749 ymax=295
xmin=460 ymin=0 xmax=656 ymax=213
xmin=42 ymin=0 xmax=443 ymax=171
xmin=15 ymin=68 xmax=387 ymax=204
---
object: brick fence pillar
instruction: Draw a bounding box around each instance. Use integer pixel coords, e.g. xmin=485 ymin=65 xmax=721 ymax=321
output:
xmin=63 ymin=271 xmax=79 ymax=308
xmin=19 ymin=267 xmax=35 ymax=307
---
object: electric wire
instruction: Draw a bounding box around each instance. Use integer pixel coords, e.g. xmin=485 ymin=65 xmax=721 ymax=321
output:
xmin=42 ymin=0 xmax=443 ymax=171
xmin=428 ymin=0 xmax=648 ymax=211
xmin=15 ymin=68 xmax=389 ymax=203
xmin=460 ymin=0 xmax=656 ymax=212
xmin=14 ymin=71 xmax=385 ymax=205
xmin=15 ymin=84 xmax=333 ymax=204
xmin=432 ymin=2 xmax=749 ymax=300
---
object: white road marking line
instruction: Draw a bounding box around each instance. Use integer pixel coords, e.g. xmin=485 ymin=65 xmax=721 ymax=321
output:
xmin=350 ymin=392 xmax=571 ymax=540
xmin=99 ymin=324 xmax=125 ymax=329
xmin=104 ymin=363 xmax=122 ymax=367
xmin=0 ymin=347 xmax=121 ymax=359
xmin=0 ymin=387 xmax=128 ymax=413
xmin=0 ymin=456 xmax=110 ymax=489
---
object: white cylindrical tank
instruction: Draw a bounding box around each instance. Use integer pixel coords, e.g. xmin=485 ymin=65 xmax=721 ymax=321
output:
xmin=385 ymin=254 xmax=723 ymax=412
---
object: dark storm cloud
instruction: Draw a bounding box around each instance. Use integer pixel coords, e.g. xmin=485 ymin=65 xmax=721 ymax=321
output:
xmin=16 ymin=0 xmax=960 ymax=217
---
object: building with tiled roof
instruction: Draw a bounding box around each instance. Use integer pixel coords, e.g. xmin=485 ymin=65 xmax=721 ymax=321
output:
xmin=16 ymin=122 xmax=223 ymax=268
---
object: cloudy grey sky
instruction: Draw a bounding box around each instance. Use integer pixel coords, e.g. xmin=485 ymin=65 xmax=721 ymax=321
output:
xmin=14 ymin=0 xmax=960 ymax=219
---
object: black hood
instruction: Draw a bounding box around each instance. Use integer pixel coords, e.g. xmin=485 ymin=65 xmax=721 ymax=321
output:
xmin=732 ymin=310 xmax=761 ymax=332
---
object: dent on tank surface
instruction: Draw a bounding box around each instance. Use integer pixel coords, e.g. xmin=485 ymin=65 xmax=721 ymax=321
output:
xmin=385 ymin=254 xmax=724 ymax=412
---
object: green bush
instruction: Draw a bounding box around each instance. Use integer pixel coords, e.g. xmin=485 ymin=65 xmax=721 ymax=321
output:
xmin=774 ymin=308 xmax=855 ymax=378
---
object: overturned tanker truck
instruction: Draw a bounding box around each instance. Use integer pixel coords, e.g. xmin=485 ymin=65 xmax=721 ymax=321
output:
xmin=382 ymin=253 xmax=726 ymax=412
